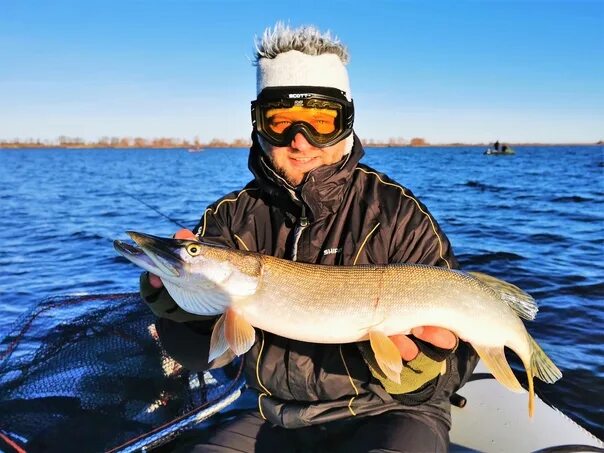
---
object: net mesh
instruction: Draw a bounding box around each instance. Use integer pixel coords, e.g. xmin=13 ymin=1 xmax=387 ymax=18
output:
xmin=0 ymin=293 xmax=243 ymax=453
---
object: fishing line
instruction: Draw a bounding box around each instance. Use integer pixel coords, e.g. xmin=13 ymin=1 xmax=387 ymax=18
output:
xmin=122 ymin=192 xmax=188 ymax=229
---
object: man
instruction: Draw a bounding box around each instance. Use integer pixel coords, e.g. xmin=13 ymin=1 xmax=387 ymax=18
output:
xmin=141 ymin=24 xmax=477 ymax=452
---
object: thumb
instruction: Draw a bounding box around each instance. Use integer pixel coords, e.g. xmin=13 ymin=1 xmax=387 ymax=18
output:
xmin=174 ymin=229 xmax=196 ymax=240
xmin=148 ymin=273 xmax=164 ymax=289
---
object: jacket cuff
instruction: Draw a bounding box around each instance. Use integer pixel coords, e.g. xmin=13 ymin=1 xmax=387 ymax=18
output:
xmin=139 ymin=272 xmax=217 ymax=323
xmin=414 ymin=336 xmax=459 ymax=362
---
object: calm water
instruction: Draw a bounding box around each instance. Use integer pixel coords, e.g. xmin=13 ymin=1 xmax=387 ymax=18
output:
xmin=0 ymin=146 xmax=603 ymax=438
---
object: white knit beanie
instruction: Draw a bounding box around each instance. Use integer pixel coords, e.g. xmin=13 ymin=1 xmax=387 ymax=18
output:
xmin=257 ymin=50 xmax=352 ymax=101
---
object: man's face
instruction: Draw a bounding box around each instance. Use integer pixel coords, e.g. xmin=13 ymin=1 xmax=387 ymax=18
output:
xmin=263 ymin=133 xmax=347 ymax=187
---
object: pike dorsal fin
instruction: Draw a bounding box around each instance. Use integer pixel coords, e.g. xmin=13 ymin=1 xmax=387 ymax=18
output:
xmin=369 ymin=331 xmax=403 ymax=384
xmin=469 ymin=271 xmax=538 ymax=320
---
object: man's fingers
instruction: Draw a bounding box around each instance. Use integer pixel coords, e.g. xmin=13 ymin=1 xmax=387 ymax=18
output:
xmin=387 ymin=326 xmax=456 ymax=365
xmin=389 ymin=334 xmax=419 ymax=362
xmin=174 ymin=229 xmax=196 ymax=240
xmin=412 ymin=326 xmax=457 ymax=350
xmin=148 ymin=273 xmax=164 ymax=289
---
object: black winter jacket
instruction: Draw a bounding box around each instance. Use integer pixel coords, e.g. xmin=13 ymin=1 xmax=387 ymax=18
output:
xmin=142 ymin=135 xmax=478 ymax=428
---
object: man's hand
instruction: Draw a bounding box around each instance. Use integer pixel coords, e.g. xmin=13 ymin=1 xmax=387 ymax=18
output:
xmin=148 ymin=229 xmax=197 ymax=289
xmin=389 ymin=327 xmax=457 ymax=362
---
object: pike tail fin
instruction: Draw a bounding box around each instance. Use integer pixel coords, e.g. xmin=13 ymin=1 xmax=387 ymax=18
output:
xmin=528 ymin=334 xmax=563 ymax=384
xmin=525 ymin=334 xmax=562 ymax=416
xmin=469 ymin=271 xmax=538 ymax=320
xmin=476 ymin=336 xmax=562 ymax=418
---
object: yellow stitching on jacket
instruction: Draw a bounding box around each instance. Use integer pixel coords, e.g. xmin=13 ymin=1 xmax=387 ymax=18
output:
xmin=355 ymin=168 xmax=451 ymax=269
xmin=256 ymin=330 xmax=272 ymax=420
xmin=234 ymin=234 xmax=250 ymax=251
xmin=339 ymin=345 xmax=358 ymax=416
xmin=258 ymin=393 xmax=268 ymax=420
xmin=198 ymin=188 xmax=258 ymax=238
xmin=353 ymin=223 xmax=380 ymax=265
xmin=197 ymin=208 xmax=212 ymax=239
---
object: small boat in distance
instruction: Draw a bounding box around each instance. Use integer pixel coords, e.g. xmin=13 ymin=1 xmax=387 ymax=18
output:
xmin=485 ymin=141 xmax=515 ymax=155
xmin=187 ymin=147 xmax=205 ymax=153
xmin=484 ymin=147 xmax=515 ymax=155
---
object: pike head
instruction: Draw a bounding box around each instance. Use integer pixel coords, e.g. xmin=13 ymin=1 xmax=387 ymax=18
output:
xmin=114 ymin=231 xmax=261 ymax=315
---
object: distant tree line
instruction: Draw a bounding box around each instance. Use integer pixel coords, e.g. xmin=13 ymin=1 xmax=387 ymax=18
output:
xmin=0 ymin=136 xmax=253 ymax=149
xmin=361 ymin=137 xmax=428 ymax=147
xmin=1 ymin=136 xmax=430 ymax=148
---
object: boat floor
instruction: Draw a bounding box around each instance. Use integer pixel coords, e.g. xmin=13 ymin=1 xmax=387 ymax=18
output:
xmin=450 ymin=362 xmax=603 ymax=452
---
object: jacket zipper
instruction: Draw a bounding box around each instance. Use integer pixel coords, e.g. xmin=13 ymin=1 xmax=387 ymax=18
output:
xmin=290 ymin=204 xmax=309 ymax=262
xmin=284 ymin=203 xmax=309 ymax=398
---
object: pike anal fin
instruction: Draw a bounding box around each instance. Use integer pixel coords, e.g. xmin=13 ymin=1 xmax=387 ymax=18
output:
xmin=369 ymin=331 xmax=403 ymax=384
xmin=224 ymin=308 xmax=256 ymax=356
xmin=474 ymin=345 xmax=523 ymax=394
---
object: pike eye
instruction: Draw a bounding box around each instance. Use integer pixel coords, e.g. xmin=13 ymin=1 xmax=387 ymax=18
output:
xmin=186 ymin=244 xmax=201 ymax=256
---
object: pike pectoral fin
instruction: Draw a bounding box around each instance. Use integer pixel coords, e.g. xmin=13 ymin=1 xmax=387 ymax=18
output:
xmin=369 ymin=331 xmax=403 ymax=384
xmin=224 ymin=308 xmax=256 ymax=356
xmin=209 ymin=314 xmax=229 ymax=363
xmin=474 ymin=345 xmax=523 ymax=393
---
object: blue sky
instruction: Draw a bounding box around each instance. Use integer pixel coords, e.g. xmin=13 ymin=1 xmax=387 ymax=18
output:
xmin=1 ymin=0 xmax=602 ymax=143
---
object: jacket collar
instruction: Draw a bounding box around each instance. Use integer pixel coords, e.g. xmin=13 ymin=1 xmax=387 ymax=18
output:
xmin=248 ymin=133 xmax=365 ymax=221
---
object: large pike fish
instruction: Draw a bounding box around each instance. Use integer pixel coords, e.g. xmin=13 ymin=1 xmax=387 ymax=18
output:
xmin=114 ymin=231 xmax=562 ymax=416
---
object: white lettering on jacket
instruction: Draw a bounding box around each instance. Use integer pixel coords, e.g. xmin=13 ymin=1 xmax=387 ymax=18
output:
xmin=323 ymin=247 xmax=342 ymax=256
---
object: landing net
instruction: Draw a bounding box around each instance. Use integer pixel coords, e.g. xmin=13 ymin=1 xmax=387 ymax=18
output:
xmin=0 ymin=293 xmax=244 ymax=453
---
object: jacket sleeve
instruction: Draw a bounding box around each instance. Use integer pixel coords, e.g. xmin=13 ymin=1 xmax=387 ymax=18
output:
xmin=139 ymin=204 xmax=238 ymax=371
xmin=384 ymin=194 xmax=479 ymax=404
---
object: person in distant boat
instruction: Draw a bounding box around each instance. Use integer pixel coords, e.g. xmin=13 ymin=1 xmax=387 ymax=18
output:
xmin=494 ymin=141 xmax=500 ymax=151
xmin=139 ymin=23 xmax=478 ymax=452
xmin=501 ymin=144 xmax=508 ymax=153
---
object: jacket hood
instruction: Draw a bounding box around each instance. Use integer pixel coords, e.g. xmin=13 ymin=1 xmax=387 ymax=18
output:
xmin=248 ymin=132 xmax=365 ymax=221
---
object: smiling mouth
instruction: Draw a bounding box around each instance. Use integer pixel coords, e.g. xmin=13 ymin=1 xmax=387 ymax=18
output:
xmin=290 ymin=156 xmax=318 ymax=162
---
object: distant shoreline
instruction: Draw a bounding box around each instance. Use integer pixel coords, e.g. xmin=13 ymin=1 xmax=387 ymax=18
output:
xmin=2 ymin=135 xmax=602 ymax=150
xmin=1 ymin=142 xmax=602 ymax=150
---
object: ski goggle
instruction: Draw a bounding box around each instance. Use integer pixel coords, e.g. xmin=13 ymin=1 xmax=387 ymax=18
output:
xmin=251 ymin=86 xmax=354 ymax=148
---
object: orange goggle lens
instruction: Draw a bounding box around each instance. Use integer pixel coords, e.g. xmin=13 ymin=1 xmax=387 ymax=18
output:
xmin=265 ymin=106 xmax=338 ymax=135
xmin=252 ymin=87 xmax=354 ymax=147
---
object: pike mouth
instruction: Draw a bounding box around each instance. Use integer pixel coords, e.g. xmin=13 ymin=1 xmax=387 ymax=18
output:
xmin=113 ymin=231 xmax=182 ymax=278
